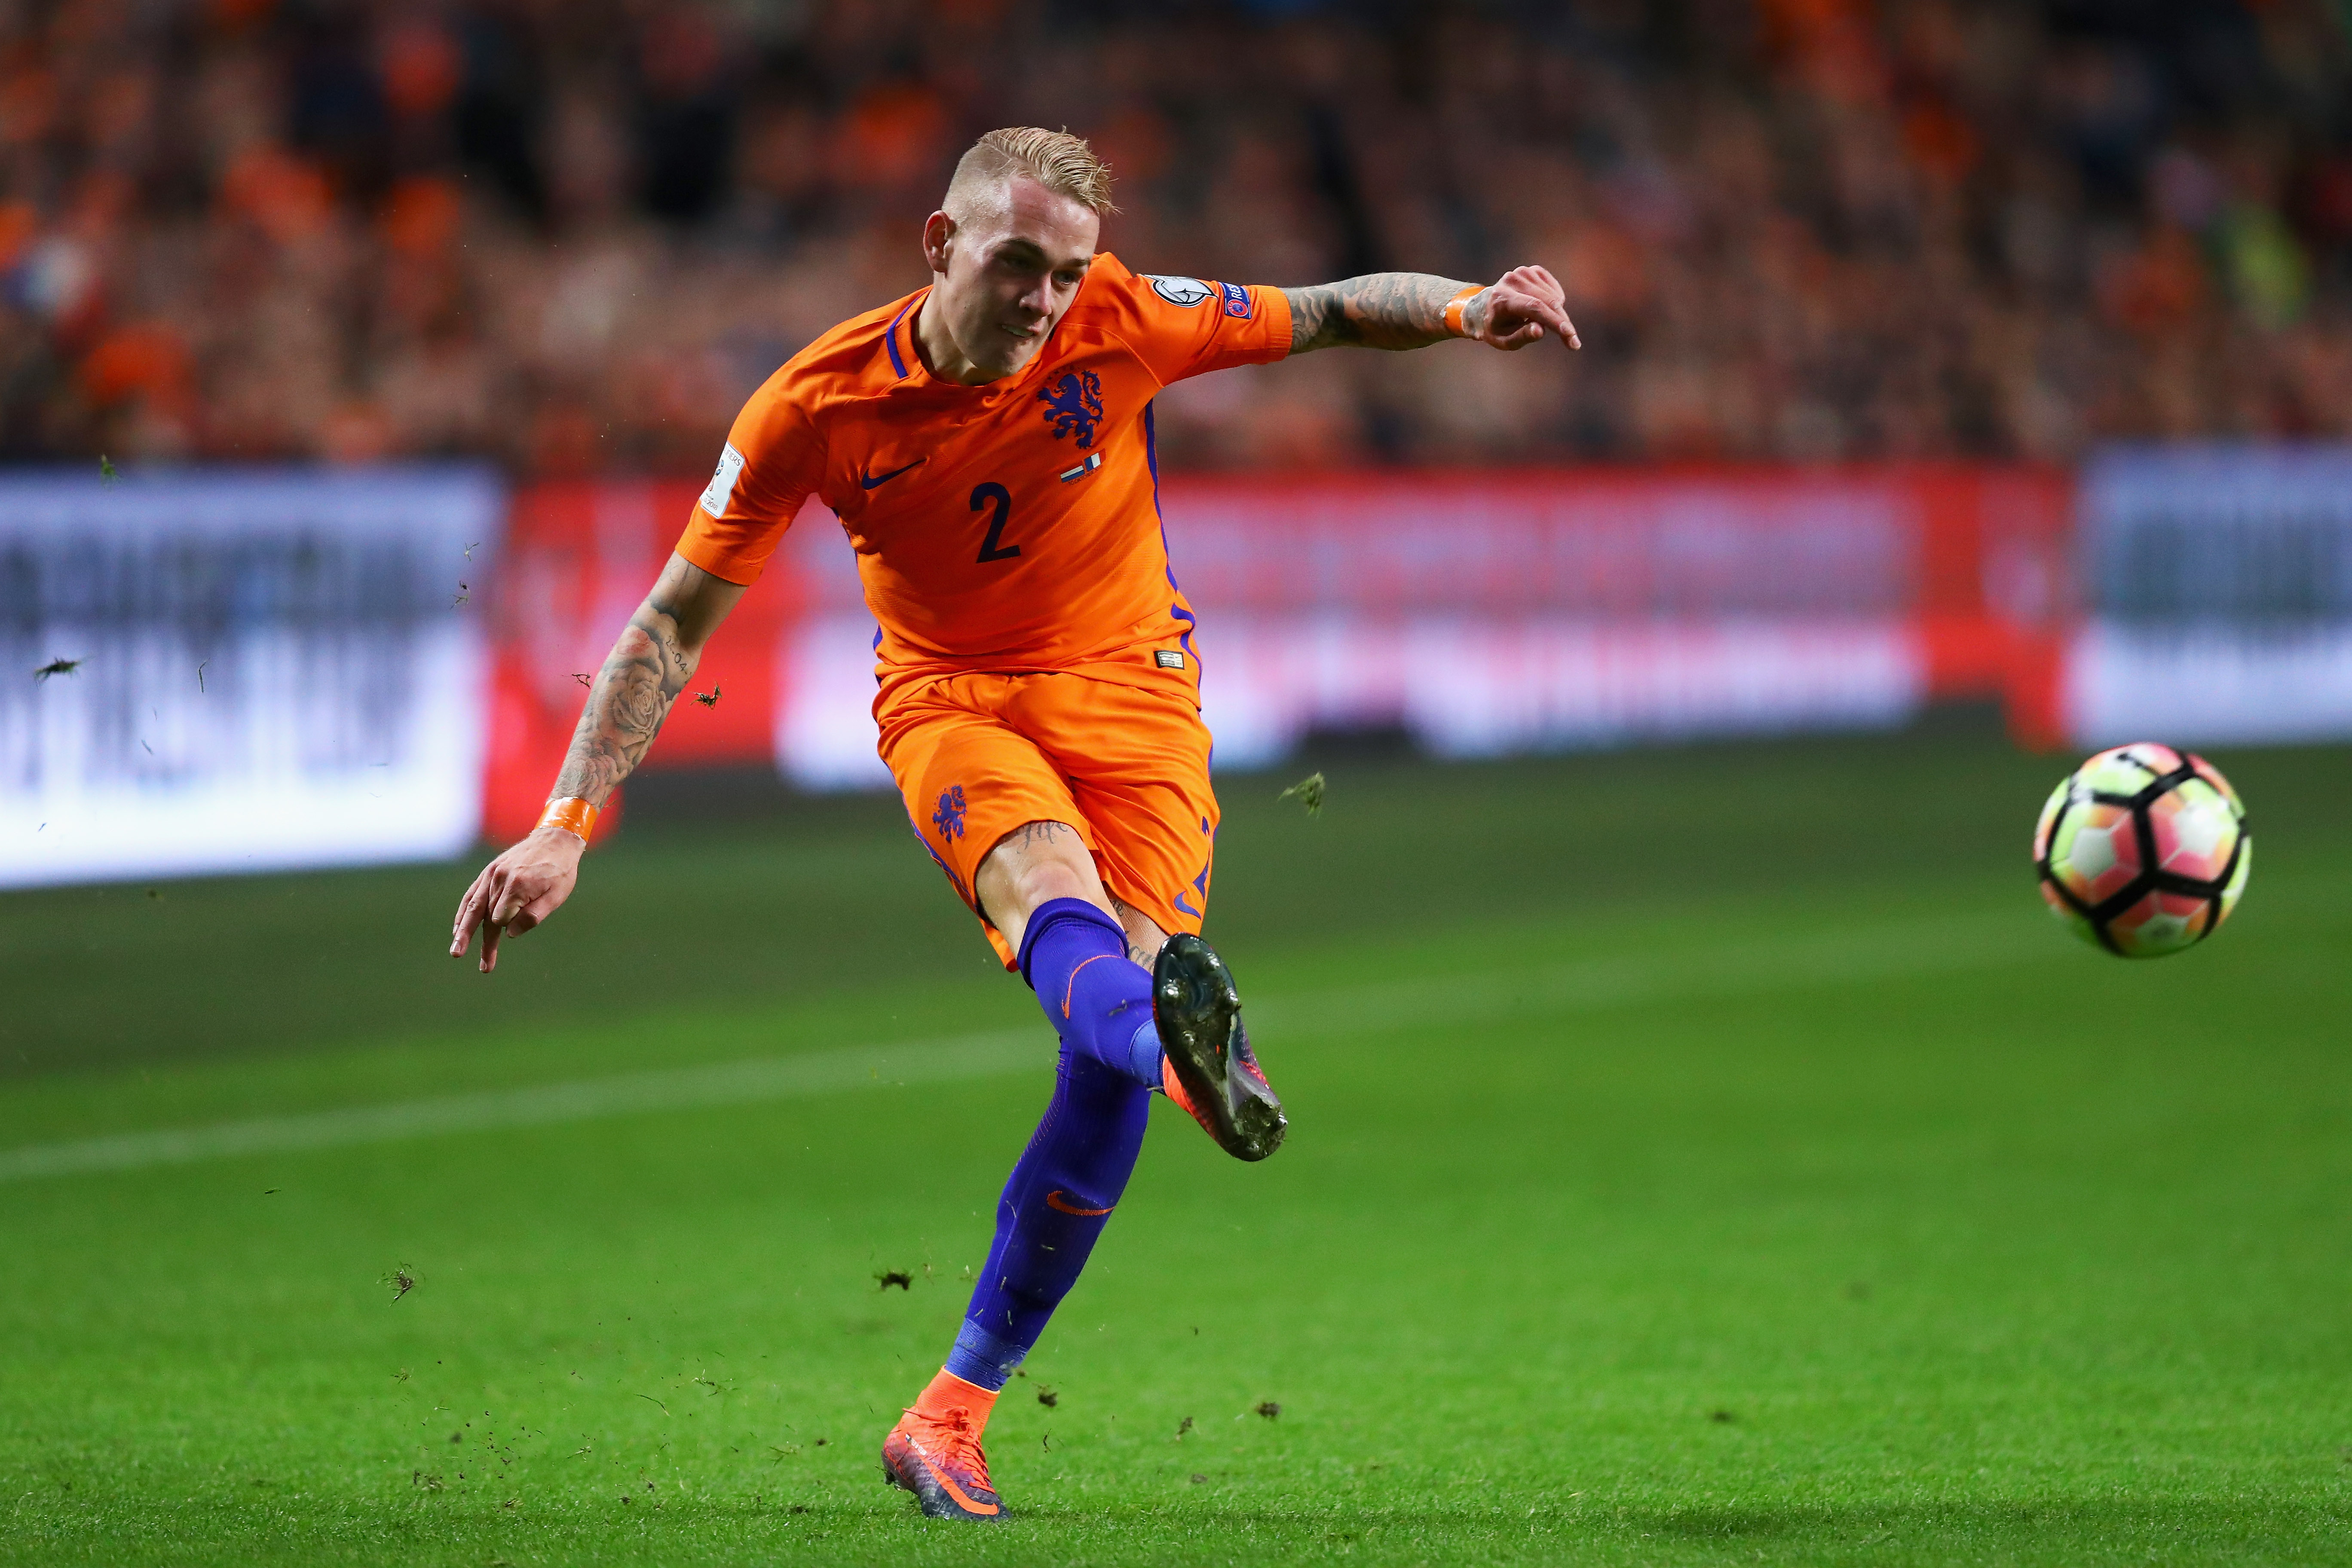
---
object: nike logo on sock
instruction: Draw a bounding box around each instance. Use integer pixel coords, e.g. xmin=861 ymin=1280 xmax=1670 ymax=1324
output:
xmin=861 ymin=458 xmax=927 ymax=489
xmin=1045 ymin=1190 xmax=1113 ymax=1216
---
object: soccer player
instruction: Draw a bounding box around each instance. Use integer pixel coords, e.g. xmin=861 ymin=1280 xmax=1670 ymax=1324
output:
xmin=449 ymin=127 xmax=1577 ymax=1522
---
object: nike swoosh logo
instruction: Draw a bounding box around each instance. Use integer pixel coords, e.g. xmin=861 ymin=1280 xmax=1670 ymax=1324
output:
xmin=1045 ymin=1189 xmax=1113 ymax=1217
xmin=906 ymin=1437 xmax=1001 ymax=1515
xmin=860 ymin=458 xmax=927 ymax=490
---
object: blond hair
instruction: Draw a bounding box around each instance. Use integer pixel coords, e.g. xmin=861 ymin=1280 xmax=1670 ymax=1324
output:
xmin=946 ymin=127 xmax=1119 ymax=218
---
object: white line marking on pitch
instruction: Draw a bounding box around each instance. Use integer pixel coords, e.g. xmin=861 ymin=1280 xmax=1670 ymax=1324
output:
xmin=0 ymin=914 xmax=2053 ymax=1182
xmin=0 ymin=1031 xmax=1039 ymax=1183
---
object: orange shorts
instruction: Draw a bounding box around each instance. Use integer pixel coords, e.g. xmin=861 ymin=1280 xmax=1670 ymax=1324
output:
xmin=876 ymin=671 xmax=1220 ymax=969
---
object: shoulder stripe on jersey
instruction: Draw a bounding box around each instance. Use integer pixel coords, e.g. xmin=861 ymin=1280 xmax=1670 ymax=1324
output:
xmin=885 ymin=296 xmax=918 ymax=379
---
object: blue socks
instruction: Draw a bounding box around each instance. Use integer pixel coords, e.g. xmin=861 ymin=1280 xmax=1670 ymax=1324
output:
xmin=939 ymin=899 xmax=1163 ymax=1393
xmin=945 ymin=1043 xmax=1151 ymax=1390
xmin=1015 ymin=897 xmax=1164 ymax=1091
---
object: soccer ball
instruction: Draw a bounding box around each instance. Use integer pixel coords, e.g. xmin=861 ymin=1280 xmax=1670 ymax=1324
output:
xmin=2033 ymin=744 xmax=2250 ymax=958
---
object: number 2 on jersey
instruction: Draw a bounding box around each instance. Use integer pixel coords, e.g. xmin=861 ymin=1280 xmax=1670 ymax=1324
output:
xmin=970 ymin=482 xmax=1021 ymax=564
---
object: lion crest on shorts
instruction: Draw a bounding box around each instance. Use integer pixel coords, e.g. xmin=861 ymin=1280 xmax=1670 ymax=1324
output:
xmin=932 ymin=784 xmax=968 ymax=842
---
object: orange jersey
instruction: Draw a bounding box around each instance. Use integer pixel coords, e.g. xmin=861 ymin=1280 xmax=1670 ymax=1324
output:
xmin=677 ymin=255 xmax=1292 ymax=704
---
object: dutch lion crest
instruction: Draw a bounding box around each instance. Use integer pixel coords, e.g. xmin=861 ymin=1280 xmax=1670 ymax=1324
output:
xmin=932 ymin=784 xmax=967 ymax=842
xmin=1037 ymin=369 xmax=1105 ymax=449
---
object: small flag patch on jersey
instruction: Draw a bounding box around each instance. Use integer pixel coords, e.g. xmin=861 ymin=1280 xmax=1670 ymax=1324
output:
xmin=1155 ymin=649 xmax=1185 ymax=669
xmin=1059 ymin=451 xmax=1103 ymax=483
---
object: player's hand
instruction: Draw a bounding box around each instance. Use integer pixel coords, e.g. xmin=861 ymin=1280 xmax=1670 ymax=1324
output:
xmin=450 ymin=827 xmax=586 ymax=974
xmin=1471 ymin=265 xmax=1580 ymax=351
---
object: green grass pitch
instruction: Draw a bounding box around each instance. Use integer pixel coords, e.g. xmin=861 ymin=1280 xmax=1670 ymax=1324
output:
xmin=2 ymin=727 xmax=2348 ymax=1565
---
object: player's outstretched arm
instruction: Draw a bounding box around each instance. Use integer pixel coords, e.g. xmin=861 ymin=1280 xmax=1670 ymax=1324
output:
xmin=1282 ymin=265 xmax=1580 ymax=354
xmin=449 ymin=551 xmax=746 ymax=973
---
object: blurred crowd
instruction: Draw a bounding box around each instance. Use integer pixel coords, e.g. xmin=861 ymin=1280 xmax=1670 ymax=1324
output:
xmin=5 ymin=0 xmax=2352 ymax=474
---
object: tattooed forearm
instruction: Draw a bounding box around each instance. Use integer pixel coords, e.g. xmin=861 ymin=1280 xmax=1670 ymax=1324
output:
xmin=549 ymin=557 xmax=709 ymax=807
xmin=1283 ymin=273 xmax=1481 ymax=353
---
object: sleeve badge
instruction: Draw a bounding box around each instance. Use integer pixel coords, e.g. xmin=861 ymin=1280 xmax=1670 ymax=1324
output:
xmin=1144 ymin=274 xmax=1213 ymax=308
xmin=698 ymin=442 xmax=746 ymax=518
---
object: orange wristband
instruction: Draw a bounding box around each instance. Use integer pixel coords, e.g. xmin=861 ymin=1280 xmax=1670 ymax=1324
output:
xmin=1443 ymin=284 xmax=1483 ymax=338
xmin=538 ymin=796 xmax=599 ymax=843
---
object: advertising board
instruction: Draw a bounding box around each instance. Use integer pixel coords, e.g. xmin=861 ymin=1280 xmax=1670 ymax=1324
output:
xmin=2065 ymin=446 xmax=2352 ymax=747
xmin=0 ymin=467 xmax=500 ymax=888
xmin=1 ymin=459 xmax=2096 ymax=888
xmin=760 ymin=466 xmax=2068 ymax=780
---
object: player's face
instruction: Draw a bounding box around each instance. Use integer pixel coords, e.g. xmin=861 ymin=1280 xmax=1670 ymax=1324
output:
xmin=926 ymin=177 xmax=1098 ymax=383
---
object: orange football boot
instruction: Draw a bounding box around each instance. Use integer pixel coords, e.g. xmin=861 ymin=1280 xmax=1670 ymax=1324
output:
xmin=881 ymin=1370 xmax=1005 ymax=1522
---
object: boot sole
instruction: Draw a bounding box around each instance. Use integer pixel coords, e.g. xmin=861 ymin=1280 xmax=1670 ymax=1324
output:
xmin=1153 ymin=934 xmax=1286 ymax=1161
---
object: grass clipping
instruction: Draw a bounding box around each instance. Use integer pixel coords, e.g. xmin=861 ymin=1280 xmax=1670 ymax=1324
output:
xmin=1277 ymin=772 xmax=1326 ymax=817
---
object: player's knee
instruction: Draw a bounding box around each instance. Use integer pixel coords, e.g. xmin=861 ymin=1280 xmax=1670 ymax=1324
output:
xmin=1007 ymin=857 xmax=1095 ymax=916
xmin=977 ymin=820 xmax=1100 ymax=922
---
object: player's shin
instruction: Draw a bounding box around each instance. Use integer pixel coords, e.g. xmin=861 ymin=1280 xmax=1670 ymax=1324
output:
xmin=945 ymin=1046 xmax=1150 ymax=1391
xmin=1015 ymin=897 xmax=1165 ymax=1089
